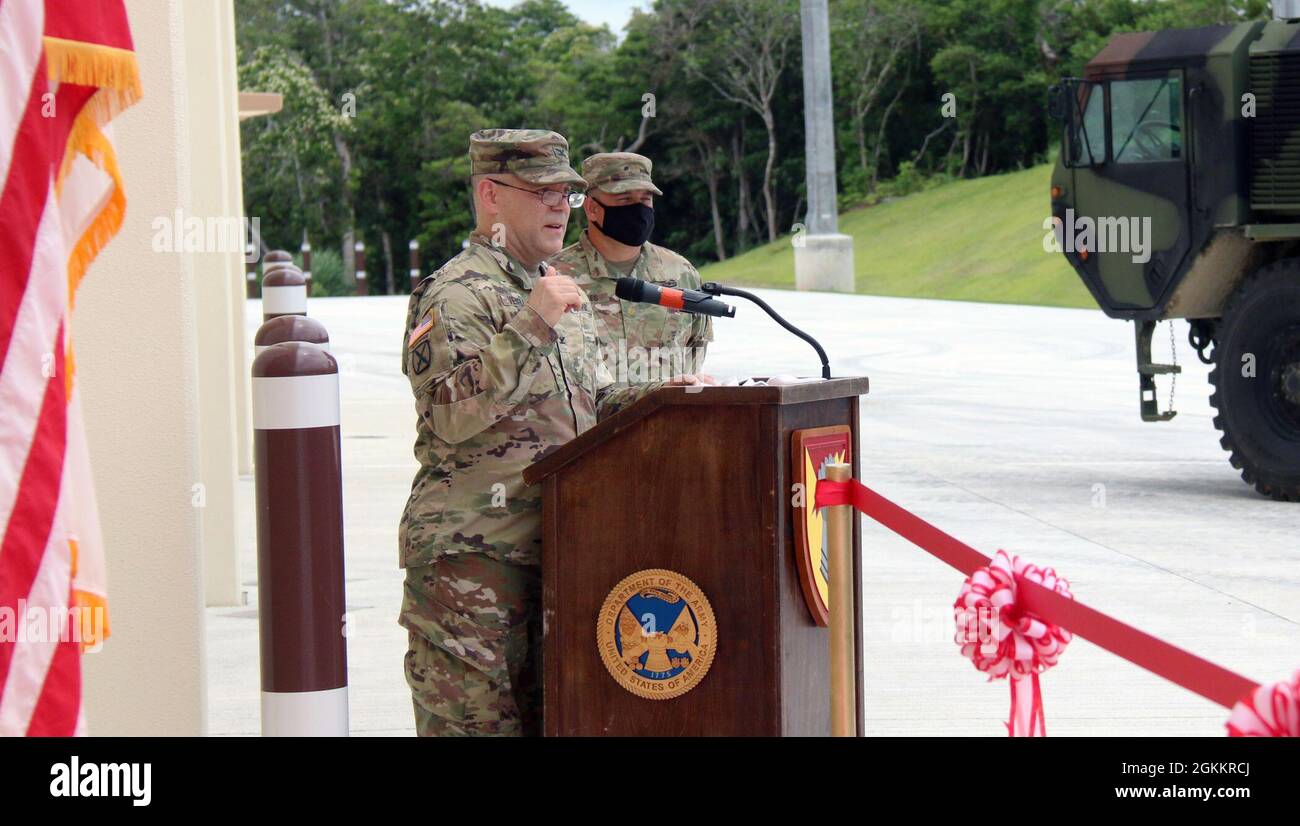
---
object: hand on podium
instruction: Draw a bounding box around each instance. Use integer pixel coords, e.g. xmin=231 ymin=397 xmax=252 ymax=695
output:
xmin=663 ymin=373 xmax=717 ymax=390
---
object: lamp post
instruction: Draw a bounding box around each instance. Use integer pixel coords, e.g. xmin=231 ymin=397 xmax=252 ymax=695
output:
xmin=795 ymin=0 xmax=854 ymax=292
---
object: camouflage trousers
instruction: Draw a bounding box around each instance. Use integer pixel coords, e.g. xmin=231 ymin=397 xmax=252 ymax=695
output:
xmin=398 ymin=553 xmax=542 ymax=737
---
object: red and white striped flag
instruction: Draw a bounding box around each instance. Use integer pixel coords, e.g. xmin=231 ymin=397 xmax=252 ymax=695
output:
xmin=0 ymin=0 xmax=139 ymax=736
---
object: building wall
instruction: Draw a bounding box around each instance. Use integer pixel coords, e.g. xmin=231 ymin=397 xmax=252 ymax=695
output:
xmin=78 ymin=0 xmax=245 ymax=735
xmin=183 ymin=0 xmax=242 ymax=608
xmin=221 ymin=0 xmax=254 ymax=480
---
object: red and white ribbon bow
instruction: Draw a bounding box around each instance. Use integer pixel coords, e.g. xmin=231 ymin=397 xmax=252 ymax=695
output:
xmin=1227 ymin=670 xmax=1300 ymax=737
xmin=954 ymin=550 xmax=1073 ymax=736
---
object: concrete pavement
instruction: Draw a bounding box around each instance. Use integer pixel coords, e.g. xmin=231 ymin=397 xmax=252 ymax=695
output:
xmin=206 ymin=289 xmax=1300 ymax=736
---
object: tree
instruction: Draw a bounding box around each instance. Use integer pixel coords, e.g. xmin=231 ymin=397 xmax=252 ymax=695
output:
xmin=927 ymin=0 xmax=1049 ymax=177
xmin=235 ymin=0 xmax=1258 ymax=278
xmin=238 ymin=45 xmax=348 ymax=252
xmin=670 ymin=0 xmax=798 ymax=243
xmin=831 ymin=0 xmax=923 ymax=182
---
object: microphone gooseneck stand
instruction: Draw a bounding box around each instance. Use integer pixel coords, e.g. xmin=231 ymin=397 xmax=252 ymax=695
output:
xmin=700 ymin=282 xmax=832 ymax=380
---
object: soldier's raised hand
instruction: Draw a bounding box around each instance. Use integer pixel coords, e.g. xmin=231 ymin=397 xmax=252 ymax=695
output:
xmin=527 ymin=266 xmax=583 ymax=327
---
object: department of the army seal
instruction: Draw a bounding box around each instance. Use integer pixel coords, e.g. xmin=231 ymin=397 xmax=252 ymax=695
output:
xmin=596 ymin=568 xmax=716 ymax=700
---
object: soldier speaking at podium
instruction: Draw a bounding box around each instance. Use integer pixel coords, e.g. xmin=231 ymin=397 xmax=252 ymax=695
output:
xmin=397 ymin=129 xmax=703 ymax=737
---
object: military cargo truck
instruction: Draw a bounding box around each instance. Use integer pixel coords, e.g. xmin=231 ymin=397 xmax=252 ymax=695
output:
xmin=1047 ymin=7 xmax=1300 ymax=500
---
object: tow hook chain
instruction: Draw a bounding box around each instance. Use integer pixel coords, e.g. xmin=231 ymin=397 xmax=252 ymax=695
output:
xmin=1169 ymin=321 xmax=1179 ymax=415
xmin=1188 ymin=319 xmax=1215 ymax=365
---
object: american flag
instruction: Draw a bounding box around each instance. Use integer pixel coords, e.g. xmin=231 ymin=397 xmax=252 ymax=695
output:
xmin=0 ymin=0 xmax=139 ymax=736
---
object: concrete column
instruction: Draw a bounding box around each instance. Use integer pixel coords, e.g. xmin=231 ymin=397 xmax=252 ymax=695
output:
xmin=219 ymin=0 xmax=253 ymax=477
xmin=182 ymin=0 xmax=241 ymax=608
xmin=78 ymin=0 xmax=208 ymax=735
xmin=796 ymin=0 xmax=854 ymax=292
xmin=1273 ymin=1 xmax=1300 ymax=20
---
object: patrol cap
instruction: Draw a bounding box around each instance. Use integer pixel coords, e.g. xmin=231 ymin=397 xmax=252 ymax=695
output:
xmin=581 ymin=152 xmax=663 ymax=196
xmin=468 ymin=129 xmax=585 ymax=187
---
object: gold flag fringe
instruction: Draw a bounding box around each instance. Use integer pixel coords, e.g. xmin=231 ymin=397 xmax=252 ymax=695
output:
xmin=45 ymin=34 xmax=141 ymax=301
xmin=44 ymin=36 xmax=142 ymax=651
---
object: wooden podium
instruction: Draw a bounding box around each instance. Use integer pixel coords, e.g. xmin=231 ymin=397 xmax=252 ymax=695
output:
xmin=523 ymin=377 xmax=868 ymax=736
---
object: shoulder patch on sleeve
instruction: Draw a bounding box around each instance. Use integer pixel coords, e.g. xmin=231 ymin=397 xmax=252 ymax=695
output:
xmin=410 ymin=338 xmax=433 ymax=375
xmin=408 ymin=311 xmax=435 ymax=350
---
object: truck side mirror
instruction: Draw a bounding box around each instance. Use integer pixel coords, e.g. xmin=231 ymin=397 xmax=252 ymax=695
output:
xmin=1046 ymin=84 xmax=1067 ymax=122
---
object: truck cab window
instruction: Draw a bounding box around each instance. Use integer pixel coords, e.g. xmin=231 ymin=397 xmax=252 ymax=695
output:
xmin=1066 ymin=81 xmax=1105 ymax=167
xmin=1111 ymin=74 xmax=1182 ymax=164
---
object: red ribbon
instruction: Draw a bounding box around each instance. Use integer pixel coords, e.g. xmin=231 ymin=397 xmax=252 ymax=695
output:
xmin=956 ymin=550 xmax=1071 ymax=736
xmin=1010 ymin=673 xmax=1046 ymax=737
xmin=815 ymin=478 xmax=1260 ymax=710
xmin=1226 ymin=671 xmax=1300 ymax=736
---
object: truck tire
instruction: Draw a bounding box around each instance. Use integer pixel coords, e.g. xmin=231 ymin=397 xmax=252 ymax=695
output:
xmin=1209 ymin=259 xmax=1300 ymax=501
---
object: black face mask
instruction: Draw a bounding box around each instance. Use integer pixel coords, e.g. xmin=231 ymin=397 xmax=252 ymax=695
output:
xmin=593 ymin=201 xmax=655 ymax=247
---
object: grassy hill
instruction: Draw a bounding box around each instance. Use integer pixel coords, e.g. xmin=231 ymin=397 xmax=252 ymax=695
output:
xmin=698 ymin=162 xmax=1098 ymax=309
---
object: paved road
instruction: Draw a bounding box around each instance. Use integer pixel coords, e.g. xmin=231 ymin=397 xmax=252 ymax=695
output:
xmin=207 ymin=290 xmax=1299 ymax=736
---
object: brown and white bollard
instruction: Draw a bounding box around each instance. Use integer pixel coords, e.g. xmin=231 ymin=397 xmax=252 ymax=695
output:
xmin=264 ymin=248 xmax=293 ymax=270
xmin=408 ymin=239 xmax=421 ymax=292
xmin=261 ymin=250 xmax=296 ymax=314
xmin=262 ymin=266 xmax=307 ymax=323
xmin=254 ymin=314 xmax=330 ymax=357
xmin=354 ymin=240 xmax=368 ymax=296
xmin=301 ymin=241 xmax=313 ymax=295
xmin=246 ymin=244 xmax=260 ymax=299
xmin=252 ymin=342 xmax=349 ymax=736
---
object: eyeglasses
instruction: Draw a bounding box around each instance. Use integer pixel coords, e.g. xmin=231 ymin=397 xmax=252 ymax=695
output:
xmin=489 ymin=178 xmax=585 ymax=208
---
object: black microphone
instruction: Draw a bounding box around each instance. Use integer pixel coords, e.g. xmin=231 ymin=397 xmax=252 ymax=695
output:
xmin=614 ymin=277 xmax=736 ymax=318
xmin=700 ymin=281 xmax=832 ymax=379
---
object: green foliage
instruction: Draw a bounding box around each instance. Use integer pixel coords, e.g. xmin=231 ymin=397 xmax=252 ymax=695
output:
xmin=305 ymin=247 xmax=346 ymax=297
xmin=238 ymin=45 xmax=348 ymax=249
xmin=701 ymin=162 xmax=1095 ymax=308
xmin=234 ymin=0 xmax=1265 ymax=289
xmin=883 ymin=161 xmax=924 ymax=197
xmin=837 ymin=163 xmax=873 ymax=211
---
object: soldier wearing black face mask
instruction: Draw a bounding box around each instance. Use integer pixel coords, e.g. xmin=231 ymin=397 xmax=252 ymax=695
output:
xmin=549 ymin=153 xmax=713 ymax=381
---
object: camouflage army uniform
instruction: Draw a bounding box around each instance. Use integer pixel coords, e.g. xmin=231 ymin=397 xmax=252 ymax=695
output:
xmin=398 ymin=131 xmax=657 ymax=737
xmin=549 ymin=153 xmax=712 ymax=379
